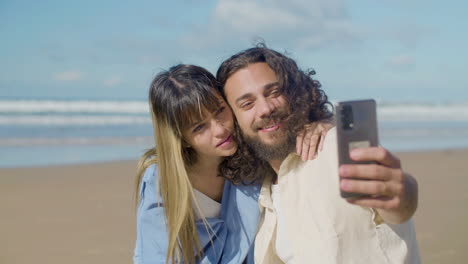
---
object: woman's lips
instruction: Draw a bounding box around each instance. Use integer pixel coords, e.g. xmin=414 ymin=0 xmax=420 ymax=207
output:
xmin=216 ymin=135 xmax=233 ymax=147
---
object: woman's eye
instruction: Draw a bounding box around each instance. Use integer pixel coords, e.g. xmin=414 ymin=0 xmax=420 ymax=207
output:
xmin=193 ymin=124 xmax=205 ymax=133
xmin=216 ymin=106 xmax=225 ymax=115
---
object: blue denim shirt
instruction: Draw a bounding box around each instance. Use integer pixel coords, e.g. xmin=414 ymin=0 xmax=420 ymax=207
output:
xmin=133 ymin=164 xmax=261 ymax=264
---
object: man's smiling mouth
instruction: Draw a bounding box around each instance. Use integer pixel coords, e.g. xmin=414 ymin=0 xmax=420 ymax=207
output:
xmin=259 ymin=122 xmax=280 ymax=132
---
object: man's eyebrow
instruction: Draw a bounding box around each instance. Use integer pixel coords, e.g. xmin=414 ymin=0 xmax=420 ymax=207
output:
xmin=235 ymin=93 xmax=254 ymax=105
xmin=234 ymin=82 xmax=279 ymax=105
xmin=264 ymin=81 xmax=279 ymax=90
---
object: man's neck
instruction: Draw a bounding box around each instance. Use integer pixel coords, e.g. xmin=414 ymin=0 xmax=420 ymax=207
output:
xmin=269 ymin=159 xmax=283 ymax=174
xmin=269 ymin=158 xmax=285 ymax=184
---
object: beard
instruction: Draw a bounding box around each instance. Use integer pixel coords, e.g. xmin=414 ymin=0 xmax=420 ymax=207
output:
xmin=242 ymin=110 xmax=296 ymax=161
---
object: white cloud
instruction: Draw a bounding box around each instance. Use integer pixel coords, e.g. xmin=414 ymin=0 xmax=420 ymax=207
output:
xmin=53 ymin=71 xmax=83 ymax=81
xmin=387 ymin=54 xmax=414 ymax=68
xmin=380 ymin=23 xmax=434 ymax=49
xmin=182 ymin=0 xmax=361 ymax=51
xmin=103 ymin=76 xmax=123 ymax=87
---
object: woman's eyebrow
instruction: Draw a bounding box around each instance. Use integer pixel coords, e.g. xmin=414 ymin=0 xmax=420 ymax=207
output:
xmin=186 ymin=114 xmax=205 ymax=129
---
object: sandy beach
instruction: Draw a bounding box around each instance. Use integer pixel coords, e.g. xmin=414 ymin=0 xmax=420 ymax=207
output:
xmin=1 ymin=149 xmax=467 ymax=264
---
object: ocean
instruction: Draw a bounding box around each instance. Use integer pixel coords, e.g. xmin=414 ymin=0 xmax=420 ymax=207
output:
xmin=1 ymin=98 xmax=467 ymax=168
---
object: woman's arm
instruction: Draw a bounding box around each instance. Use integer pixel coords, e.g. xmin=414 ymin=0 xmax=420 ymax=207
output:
xmin=134 ymin=164 xmax=232 ymax=264
xmin=134 ymin=164 xmax=168 ymax=264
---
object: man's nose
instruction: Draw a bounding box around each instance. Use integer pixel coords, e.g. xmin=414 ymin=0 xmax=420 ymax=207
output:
xmin=258 ymin=97 xmax=275 ymax=118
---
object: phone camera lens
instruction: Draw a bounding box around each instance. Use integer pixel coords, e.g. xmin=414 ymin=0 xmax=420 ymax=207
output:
xmin=341 ymin=105 xmax=354 ymax=130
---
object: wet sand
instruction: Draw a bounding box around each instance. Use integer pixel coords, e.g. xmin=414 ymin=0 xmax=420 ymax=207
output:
xmin=1 ymin=149 xmax=467 ymax=263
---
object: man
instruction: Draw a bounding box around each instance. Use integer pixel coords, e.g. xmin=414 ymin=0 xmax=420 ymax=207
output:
xmin=216 ymin=45 xmax=420 ymax=263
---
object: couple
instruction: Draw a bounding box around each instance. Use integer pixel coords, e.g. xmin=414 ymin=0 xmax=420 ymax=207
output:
xmin=134 ymin=45 xmax=420 ymax=264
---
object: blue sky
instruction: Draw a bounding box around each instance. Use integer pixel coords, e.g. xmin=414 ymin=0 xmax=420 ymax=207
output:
xmin=1 ymin=0 xmax=467 ymax=102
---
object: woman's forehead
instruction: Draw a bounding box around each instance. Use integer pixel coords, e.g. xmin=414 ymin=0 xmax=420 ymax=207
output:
xmin=181 ymin=98 xmax=225 ymax=126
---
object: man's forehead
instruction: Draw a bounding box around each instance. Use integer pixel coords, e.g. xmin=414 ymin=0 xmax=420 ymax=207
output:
xmin=224 ymin=63 xmax=278 ymax=97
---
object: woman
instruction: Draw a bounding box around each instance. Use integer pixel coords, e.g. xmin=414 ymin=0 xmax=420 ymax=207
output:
xmin=133 ymin=64 xmax=329 ymax=264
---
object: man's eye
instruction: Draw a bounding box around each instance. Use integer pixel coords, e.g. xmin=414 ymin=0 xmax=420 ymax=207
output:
xmin=240 ymin=102 xmax=253 ymax=109
xmin=270 ymin=89 xmax=281 ymax=96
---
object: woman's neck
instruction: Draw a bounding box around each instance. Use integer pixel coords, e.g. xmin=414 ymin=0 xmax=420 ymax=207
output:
xmin=189 ymin=156 xmax=225 ymax=202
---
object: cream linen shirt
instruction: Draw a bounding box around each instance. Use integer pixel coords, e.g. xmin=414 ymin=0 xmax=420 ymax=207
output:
xmin=254 ymin=127 xmax=420 ymax=264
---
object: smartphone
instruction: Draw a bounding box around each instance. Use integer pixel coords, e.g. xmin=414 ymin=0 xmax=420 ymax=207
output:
xmin=336 ymin=99 xmax=379 ymax=198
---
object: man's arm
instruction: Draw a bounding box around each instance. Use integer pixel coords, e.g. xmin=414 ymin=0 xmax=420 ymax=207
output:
xmin=338 ymin=147 xmax=419 ymax=224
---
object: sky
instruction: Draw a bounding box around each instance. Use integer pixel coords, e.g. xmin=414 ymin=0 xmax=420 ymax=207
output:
xmin=1 ymin=0 xmax=467 ymax=102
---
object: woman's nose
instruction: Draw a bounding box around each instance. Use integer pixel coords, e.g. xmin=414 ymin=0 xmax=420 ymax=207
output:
xmin=211 ymin=119 xmax=226 ymax=136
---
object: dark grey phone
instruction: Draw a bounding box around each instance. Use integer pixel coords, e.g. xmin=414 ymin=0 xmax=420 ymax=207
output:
xmin=336 ymin=99 xmax=379 ymax=198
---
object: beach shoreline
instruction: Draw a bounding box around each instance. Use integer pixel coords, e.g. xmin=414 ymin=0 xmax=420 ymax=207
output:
xmin=1 ymin=149 xmax=467 ymax=264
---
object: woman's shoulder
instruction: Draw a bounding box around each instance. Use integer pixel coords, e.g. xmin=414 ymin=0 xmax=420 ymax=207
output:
xmin=225 ymin=181 xmax=262 ymax=203
xmin=138 ymin=163 xmax=163 ymax=204
xmin=141 ymin=163 xmax=159 ymax=185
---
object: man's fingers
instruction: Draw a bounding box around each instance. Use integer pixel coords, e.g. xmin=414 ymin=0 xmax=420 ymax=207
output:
xmin=347 ymin=196 xmax=401 ymax=211
xmin=340 ymin=178 xmax=400 ymax=197
xmin=350 ymin=147 xmax=401 ymax=168
xmin=339 ymin=164 xmax=393 ymax=181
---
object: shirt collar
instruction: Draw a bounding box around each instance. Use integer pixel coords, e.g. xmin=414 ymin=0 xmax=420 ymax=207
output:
xmin=258 ymin=175 xmax=273 ymax=211
xmin=258 ymin=153 xmax=306 ymax=211
xmin=277 ymin=153 xmax=303 ymax=178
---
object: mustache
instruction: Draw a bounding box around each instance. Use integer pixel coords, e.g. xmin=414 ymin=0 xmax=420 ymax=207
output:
xmin=252 ymin=110 xmax=290 ymax=130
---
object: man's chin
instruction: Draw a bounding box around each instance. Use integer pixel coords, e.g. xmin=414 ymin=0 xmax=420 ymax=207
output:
xmin=244 ymin=131 xmax=295 ymax=161
xmin=258 ymin=127 xmax=287 ymax=141
xmin=258 ymin=138 xmax=286 ymax=149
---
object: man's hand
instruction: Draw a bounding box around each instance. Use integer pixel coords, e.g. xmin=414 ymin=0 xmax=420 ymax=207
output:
xmin=339 ymin=147 xmax=418 ymax=224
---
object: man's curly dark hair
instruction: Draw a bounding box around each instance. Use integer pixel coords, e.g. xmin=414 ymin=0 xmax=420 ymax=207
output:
xmin=216 ymin=44 xmax=333 ymax=184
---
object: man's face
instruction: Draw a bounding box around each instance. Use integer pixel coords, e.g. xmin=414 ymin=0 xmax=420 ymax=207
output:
xmin=223 ymin=62 xmax=294 ymax=160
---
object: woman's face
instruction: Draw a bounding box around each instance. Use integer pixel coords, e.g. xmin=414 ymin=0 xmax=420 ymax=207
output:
xmin=182 ymin=96 xmax=237 ymax=161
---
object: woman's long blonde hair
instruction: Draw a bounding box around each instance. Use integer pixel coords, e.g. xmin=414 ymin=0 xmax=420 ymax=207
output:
xmin=135 ymin=64 xmax=223 ymax=263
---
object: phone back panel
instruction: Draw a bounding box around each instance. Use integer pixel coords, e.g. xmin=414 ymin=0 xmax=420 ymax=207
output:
xmin=336 ymin=99 xmax=379 ymax=198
